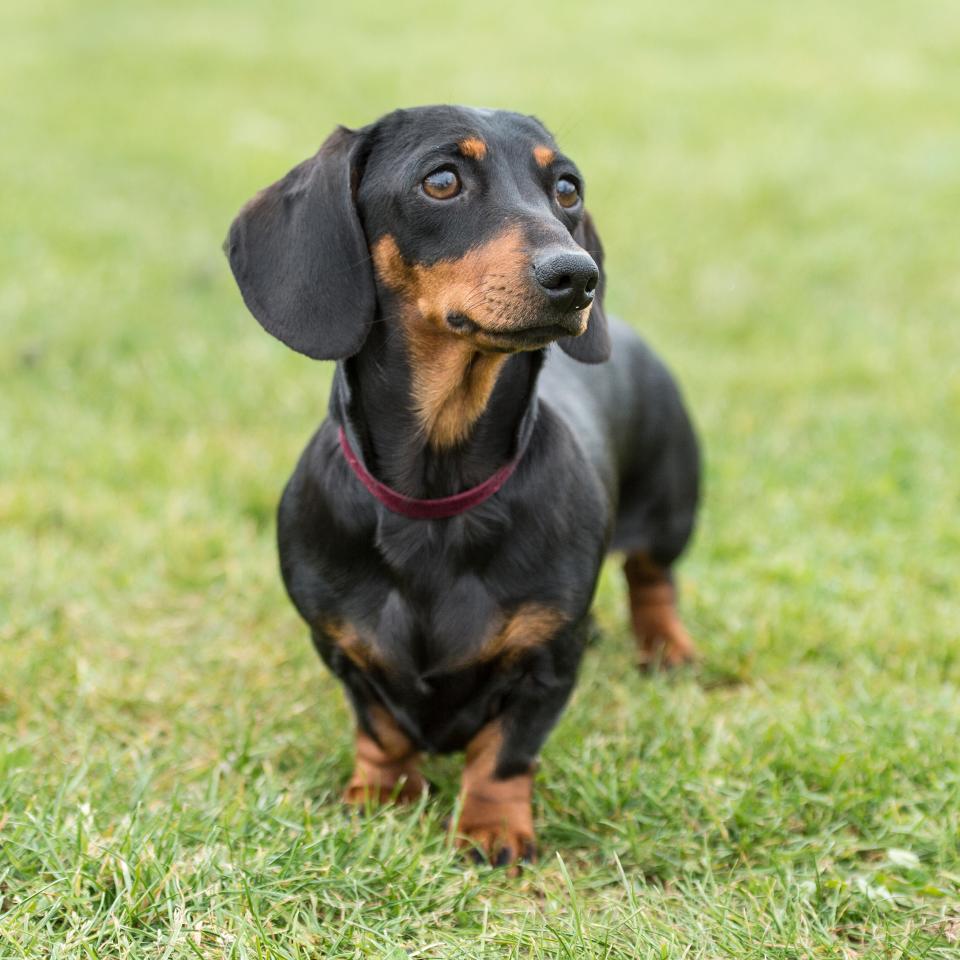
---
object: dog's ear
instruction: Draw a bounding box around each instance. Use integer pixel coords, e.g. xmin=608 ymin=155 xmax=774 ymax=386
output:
xmin=559 ymin=210 xmax=611 ymax=364
xmin=224 ymin=126 xmax=375 ymax=360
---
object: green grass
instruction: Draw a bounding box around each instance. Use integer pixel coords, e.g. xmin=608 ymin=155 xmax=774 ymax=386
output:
xmin=2 ymin=0 xmax=960 ymax=955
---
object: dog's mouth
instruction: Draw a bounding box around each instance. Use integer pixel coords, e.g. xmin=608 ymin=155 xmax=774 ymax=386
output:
xmin=446 ymin=312 xmax=585 ymax=352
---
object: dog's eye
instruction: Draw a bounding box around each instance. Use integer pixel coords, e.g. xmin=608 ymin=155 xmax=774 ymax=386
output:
xmin=555 ymin=176 xmax=581 ymax=209
xmin=422 ymin=167 xmax=461 ymax=200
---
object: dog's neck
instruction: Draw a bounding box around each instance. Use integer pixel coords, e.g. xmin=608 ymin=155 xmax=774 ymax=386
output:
xmin=337 ymin=321 xmax=542 ymax=500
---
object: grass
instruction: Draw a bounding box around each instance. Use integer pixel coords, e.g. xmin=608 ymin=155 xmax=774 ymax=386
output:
xmin=2 ymin=0 xmax=960 ymax=955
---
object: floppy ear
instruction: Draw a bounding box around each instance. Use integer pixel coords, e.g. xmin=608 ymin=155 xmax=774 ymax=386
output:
xmin=224 ymin=126 xmax=375 ymax=360
xmin=559 ymin=210 xmax=611 ymax=363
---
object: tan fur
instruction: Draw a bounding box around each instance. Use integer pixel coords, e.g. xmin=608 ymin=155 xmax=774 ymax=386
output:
xmin=344 ymin=705 xmax=427 ymax=805
xmin=372 ymin=231 xmax=537 ymax=449
xmin=451 ymin=721 xmax=535 ymax=865
xmin=322 ymin=618 xmax=380 ymax=669
xmin=472 ymin=603 xmax=569 ymax=666
xmin=623 ymin=553 xmax=697 ymax=669
xmin=372 ymin=230 xmax=530 ymax=334
xmin=405 ymin=330 xmax=508 ymax=449
xmin=458 ymin=136 xmax=488 ymax=160
xmin=533 ymin=145 xmax=555 ymax=168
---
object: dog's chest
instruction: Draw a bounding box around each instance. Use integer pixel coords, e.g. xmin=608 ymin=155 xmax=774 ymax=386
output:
xmin=332 ymin=532 xmax=569 ymax=683
xmin=372 ymin=569 xmax=498 ymax=674
xmin=339 ymin=571 xmax=567 ymax=753
xmin=335 ymin=499 xmax=577 ymax=674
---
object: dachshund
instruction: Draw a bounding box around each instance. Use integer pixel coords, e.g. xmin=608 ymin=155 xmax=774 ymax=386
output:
xmin=225 ymin=105 xmax=700 ymax=866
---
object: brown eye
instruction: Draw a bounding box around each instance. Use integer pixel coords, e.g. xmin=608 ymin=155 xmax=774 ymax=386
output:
xmin=422 ymin=167 xmax=461 ymax=200
xmin=556 ymin=176 xmax=580 ymax=209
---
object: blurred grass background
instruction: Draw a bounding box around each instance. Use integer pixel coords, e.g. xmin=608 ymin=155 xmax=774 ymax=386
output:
xmin=2 ymin=0 xmax=960 ymax=956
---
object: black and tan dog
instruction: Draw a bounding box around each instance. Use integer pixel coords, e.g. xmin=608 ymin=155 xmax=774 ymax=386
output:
xmin=225 ymin=105 xmax=700 ymax=866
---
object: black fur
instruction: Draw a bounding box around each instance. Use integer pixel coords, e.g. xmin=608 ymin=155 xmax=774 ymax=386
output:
xmin=225 ymin=105 xmax=700 ymax=814
xmin=225 ymin=127 xmax=376 ymax=360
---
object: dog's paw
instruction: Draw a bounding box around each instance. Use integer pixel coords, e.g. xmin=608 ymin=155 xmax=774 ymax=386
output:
xmin=456 ymin=825 xmax=538 ymax=870
xmin=450 ymin=788 xmax=536 ymax=871
xmin=624 ymin=555 xmax=697 ymax=672
xmin=637 ymin=617 xmax=697 ymax=671
xmin=343 ymin=765 xmax=428 ymax=807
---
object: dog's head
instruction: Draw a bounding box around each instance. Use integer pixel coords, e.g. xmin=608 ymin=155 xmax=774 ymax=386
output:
xmin=225 ymin=105 xmax=609 ymax=365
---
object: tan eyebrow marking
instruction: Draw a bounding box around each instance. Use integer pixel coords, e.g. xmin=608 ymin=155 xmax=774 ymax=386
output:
xmin=533 ymin=145 xmax=555 ymax=168
xmin=457 ymin=137 xmax=488 ymax=160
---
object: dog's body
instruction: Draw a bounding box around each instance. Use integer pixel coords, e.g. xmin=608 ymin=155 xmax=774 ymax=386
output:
xmin=226 ymin=106 xmax=700 ymax=864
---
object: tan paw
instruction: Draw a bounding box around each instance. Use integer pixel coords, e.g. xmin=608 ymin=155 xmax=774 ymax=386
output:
xmin=455 ymin=823 xmax=537 ymax=868
xmin=450 ymin=783 xmax=536 ymax=869
xmin=343 ymin=720 xmax=426 ymax=807
xmin=637 ymin=613 xmax=697 ymax=671
xmin=624 ymin=555 xmax=697 ymax=671
xmin=342 ymin=765 xmax=428 ymax=806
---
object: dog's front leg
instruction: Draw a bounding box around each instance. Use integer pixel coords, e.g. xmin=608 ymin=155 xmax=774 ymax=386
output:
xmin=454 ymin=721 xmax=537 ymax=866
xmin=343 ymin=704 xmax=428 ymax=806
xmin=451 ymin=634 xmax=583 ymax=866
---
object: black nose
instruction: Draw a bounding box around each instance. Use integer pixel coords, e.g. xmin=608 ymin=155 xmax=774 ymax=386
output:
xmin=534 ymin=252 xmax=599 ymax=312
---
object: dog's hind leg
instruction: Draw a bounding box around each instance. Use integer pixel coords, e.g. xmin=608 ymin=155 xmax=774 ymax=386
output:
xmin=623 ymin=553 xmax=696 ymax=670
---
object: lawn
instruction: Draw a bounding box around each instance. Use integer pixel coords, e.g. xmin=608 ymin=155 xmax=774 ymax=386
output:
xmin=2 ymin=0 xmax=960 ymax=956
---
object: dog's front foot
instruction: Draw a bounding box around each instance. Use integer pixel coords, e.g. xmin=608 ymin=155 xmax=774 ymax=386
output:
xmin=451 ymin=779 xmax=537 ymax=867
xmin=452 ymin=722 xmax=537 ymax=868
xmin=343 ymin=715 xmax=428 ymax=807
xmin=343 ymin=760 xmax=428 ymax=806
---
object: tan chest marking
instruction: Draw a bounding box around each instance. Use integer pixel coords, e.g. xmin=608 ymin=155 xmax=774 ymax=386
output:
xmin=322 ymin=618 xmax=381 ymax=670
xmin=484 ymin=604 xmax=569 ymax=663
xmin=325 ymin=604 xmax=567 ymax=675
xmin=453 ymin=603 xmax=570 ymax=670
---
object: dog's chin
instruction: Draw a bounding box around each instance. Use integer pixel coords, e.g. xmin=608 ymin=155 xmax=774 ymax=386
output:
xmin=447 ymin=312 xmax=587 ymax=354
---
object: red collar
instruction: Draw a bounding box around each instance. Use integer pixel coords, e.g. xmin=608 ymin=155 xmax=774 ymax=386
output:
xmin=338 ymin=427 xmax=522 ymax=520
